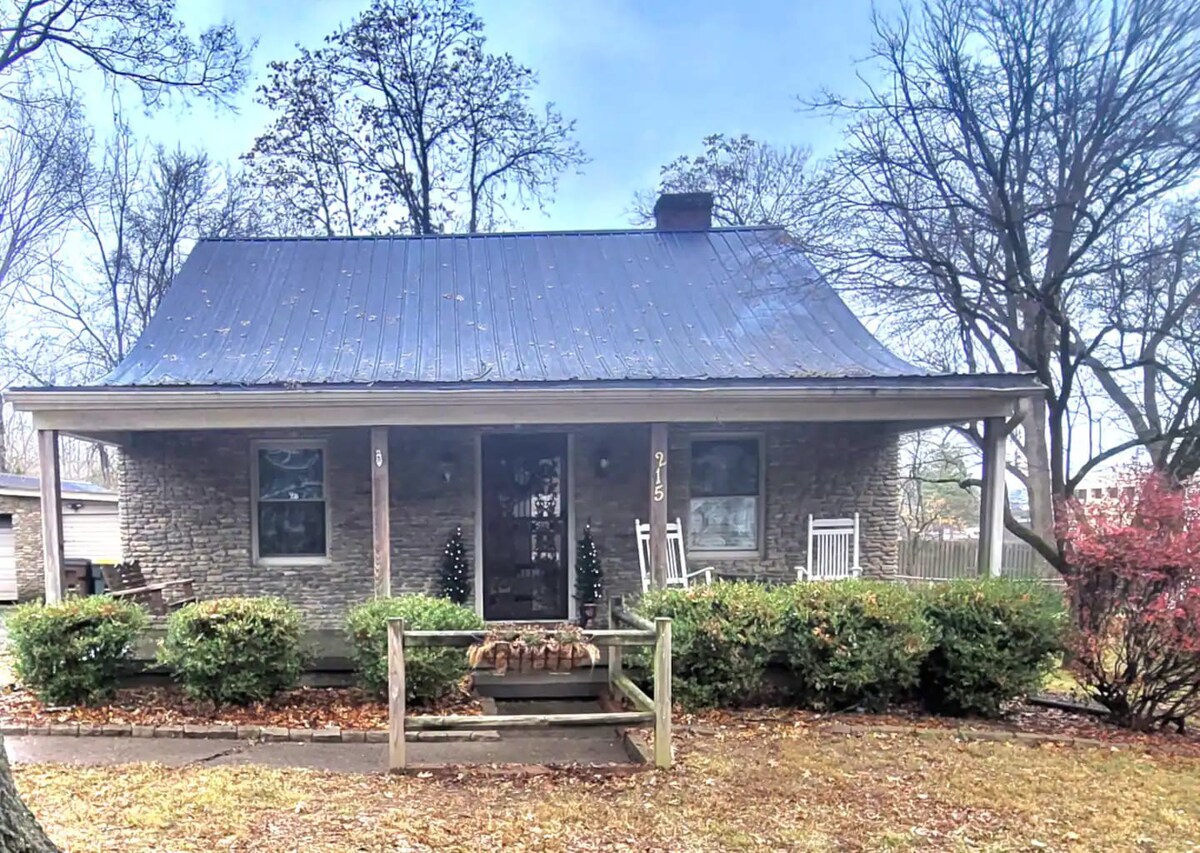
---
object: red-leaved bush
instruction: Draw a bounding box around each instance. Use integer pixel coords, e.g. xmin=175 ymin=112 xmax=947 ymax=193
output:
xmin=1061 ymin=472 xmax=1200 ymax=731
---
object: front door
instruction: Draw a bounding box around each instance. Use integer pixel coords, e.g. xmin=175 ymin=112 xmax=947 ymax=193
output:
xmin=480 ymin=433 xmax=569 ymax=621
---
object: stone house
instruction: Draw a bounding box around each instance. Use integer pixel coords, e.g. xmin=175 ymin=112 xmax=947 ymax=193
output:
xmin=0 ymin=473 xmax=119 ymax=602
xmin=8 ymin=193 xmax=1037 ymax=626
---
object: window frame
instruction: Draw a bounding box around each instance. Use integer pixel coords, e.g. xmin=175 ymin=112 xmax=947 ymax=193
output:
xmin=684 ymin=432 xmax=766 ymax=560
xmin=250 ymin=438 xmax=332 ymax=566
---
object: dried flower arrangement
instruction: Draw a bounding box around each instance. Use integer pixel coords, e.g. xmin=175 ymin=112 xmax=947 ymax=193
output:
xmin=466 ymin=624 xmax=600 ymax=676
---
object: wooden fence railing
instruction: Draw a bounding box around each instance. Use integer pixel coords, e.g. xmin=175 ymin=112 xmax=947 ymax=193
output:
xmin=896 ymin=539 xmax=1060 ymax=581
xmin=387 ymin=600 xmax=672 ymax=771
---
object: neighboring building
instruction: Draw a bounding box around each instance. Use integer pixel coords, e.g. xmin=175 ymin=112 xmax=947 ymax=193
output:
xmin=8 ymin=193 xmax=1039 ymax=625
xmin=1074 ymin=468 xmax=1140 ymax=504
xmin=0 ymin=472 xmax=119 ymax=602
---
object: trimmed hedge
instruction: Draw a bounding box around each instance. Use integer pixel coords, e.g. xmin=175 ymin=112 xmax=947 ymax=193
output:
xmin=8 ymin=596 xmax=148 ymax=705
xmin=158 ymin=597 xmax=306 ymax=706
xmin=779 ymin=581 xmax=934 ymax=712
xmin=346 ymin=595 xmax=483 ymax=704
xmin=919 ymin=580 xmax=1065 ymax=717
xmin=637 ymin=582 xmax=782 ymax=708
xmin=635 ymin=579 xmax=1063 ymax=716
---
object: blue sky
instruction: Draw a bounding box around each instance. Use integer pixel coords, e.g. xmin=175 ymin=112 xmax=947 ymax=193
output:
xmin=118 ymin=0 xmax=888 ymax=231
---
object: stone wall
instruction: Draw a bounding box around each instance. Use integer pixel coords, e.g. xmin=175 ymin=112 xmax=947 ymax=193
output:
xmin=119 ymin=422 xmax=900 ymax=625
xmin=666 ymin=423 xmax=901 ymax=580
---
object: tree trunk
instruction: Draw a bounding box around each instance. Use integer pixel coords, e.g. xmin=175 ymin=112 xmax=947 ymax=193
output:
xmin=1021 ymin=397 xmax=1056 ymax=551
xmin=0 ymin=737 xmax=59 ymax=852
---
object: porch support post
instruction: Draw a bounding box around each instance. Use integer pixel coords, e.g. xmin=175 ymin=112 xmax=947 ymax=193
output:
xmin=37 ymin=429 xmax=64 ymax=603
xmin=649 ymin=423 xmax=669 ymax=589
xmin=977 ymin=417 xmax=1007 ymax=578
xmin=371 ymin=426 xmax=391 ymax=597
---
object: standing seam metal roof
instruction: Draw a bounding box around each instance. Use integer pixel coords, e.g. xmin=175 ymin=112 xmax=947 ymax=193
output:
xmin=98 ymin=227 xmax=926 ymax=387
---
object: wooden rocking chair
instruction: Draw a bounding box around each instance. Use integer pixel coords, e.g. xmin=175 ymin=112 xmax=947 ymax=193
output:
xmin=100 ymin=561 xmax=197 ymax=615
xmin=635 ymin=518 xmax=715 ymax=592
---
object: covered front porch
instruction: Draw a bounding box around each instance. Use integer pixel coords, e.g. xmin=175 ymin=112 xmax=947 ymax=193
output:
xmin=14 ymin=380 xmax=1027 ymax=624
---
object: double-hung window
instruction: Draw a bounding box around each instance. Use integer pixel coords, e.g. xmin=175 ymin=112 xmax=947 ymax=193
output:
xmin=687 ymin=436 xmax=762 ymax=555
xmin=253 ymin=442 xmax=328 ymax=561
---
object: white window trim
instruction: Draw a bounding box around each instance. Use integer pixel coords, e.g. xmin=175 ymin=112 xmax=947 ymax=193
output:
xmin=251 ymin=438 xmax=332 ymax=566
xmin=685 ymin=432 xmax=766 ymax=561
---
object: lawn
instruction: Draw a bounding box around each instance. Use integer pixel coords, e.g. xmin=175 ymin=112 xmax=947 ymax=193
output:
xmin=15 ymin=726 xmax=1200 ymax=852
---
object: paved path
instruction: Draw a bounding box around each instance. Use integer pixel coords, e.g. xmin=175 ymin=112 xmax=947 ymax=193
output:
xmin=5 ymin=728 xmax=631 ymax=773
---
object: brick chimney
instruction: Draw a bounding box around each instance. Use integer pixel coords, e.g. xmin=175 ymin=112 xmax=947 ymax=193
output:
xmin=653 ymin=192 xmax=713 ymax=231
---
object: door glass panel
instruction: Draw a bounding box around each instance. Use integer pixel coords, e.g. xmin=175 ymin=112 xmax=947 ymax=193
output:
xmin=482 ymin=434 xmax=568 ymax=621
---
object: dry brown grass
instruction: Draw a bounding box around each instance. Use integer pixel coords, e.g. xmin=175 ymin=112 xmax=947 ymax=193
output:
xmin=15 ymin=727 xmax=1200 ymax=852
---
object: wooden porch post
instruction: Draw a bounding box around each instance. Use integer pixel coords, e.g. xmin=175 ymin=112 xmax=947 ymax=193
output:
xmin=649 ymin=423 xmax=669 ymax=589
xmin=387 ymin=618 xmax=405 ymax=771
xmin=37 ymin=429 xmax=64 ymax=603
xmin=977 ymin=417 xmax=1007 ymax=578
xmin=371 ymin=426 xmax=391 ymax=597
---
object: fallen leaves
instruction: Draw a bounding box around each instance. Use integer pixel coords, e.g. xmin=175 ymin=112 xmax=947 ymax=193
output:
xmin=0 ymin=684 xmax=482 ymax=730
xmin=676 ymin=701 xmax=1200 ymax=756
xmin=17 ymin=722 xmax=1195 ymax=852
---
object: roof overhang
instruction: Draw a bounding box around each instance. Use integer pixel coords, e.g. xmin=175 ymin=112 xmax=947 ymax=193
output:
xmin=7 ymin=379 xmax=1041 ymax=436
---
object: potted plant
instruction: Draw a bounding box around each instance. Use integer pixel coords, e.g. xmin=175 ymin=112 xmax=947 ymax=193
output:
xmin=467 ymin=624 xmax=600 ymax=675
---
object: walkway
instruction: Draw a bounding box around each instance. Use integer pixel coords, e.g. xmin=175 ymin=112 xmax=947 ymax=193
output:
xmin=5 ymin=727 xmax=631 ymax=772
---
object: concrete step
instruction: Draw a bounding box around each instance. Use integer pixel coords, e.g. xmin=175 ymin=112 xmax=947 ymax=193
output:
xmin=474 ymin=667 xmax=607 ymax=699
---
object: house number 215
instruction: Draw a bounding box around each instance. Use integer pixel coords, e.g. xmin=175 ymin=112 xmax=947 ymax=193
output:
xmin=652 ymin=450 xmax=666 ymax=502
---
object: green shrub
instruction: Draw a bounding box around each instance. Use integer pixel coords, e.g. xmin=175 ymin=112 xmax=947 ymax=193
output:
xmin=8 ymin=596 xmax=148 ymax=705
xmin=919 ymin=580 xmax=1065 ymax=717
xmin=158 ymin=597 xmax=306 ymax=706
xmin=636 ymin=582 xmax=782 ymax=709
xmin=779 ymin=581 xmax=934 ymax=712
xmin=345 ymin=595 xmax=483 ymax=704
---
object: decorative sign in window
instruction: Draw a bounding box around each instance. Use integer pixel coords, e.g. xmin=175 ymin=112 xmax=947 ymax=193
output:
xmin=687 ymin=438 xmax=760 ymax=552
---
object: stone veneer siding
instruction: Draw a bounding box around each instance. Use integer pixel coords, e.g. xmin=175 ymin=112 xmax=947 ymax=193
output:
xmin=119 ymin=422 xmax=900 ymax=625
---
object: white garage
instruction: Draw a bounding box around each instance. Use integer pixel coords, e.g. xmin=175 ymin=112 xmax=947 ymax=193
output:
xmin=0 ymin=473 xmax=119 ymax=602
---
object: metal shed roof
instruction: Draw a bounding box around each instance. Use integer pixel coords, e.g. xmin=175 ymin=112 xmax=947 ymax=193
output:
xmin=97 ymin=227 xmax=934 ymax=388
xmin=0 ymin=472 xmax=115 ymax=498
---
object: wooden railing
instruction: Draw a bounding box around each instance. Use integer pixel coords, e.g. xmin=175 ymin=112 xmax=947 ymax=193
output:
xmin=387 ymin=600 xmax=672 ymax=771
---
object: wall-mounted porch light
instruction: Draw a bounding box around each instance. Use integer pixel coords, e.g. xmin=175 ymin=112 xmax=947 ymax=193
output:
xmin=439 ymin=451 xmax=457 ymax=484
xmin=593 ymin=447 xmax=611 ymax=478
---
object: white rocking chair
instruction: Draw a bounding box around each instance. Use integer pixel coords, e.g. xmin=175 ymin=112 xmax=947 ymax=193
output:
xmin=797 ymin=513 xmax=861 ymax=581
xmin=635 ymin=518 xmax=715 ymax=592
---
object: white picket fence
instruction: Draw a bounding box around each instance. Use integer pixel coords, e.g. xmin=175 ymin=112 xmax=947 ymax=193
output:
xmin=896 ymin=539 xmax=1061 ymax=582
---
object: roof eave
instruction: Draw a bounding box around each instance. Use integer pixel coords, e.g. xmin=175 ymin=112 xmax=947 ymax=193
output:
xmin=7 ymin=379 xmax=1041 ymax=433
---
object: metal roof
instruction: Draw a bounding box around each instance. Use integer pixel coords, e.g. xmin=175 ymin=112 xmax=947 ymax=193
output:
xmin=97 ymin=227 xmax=936 ymax=387
xmin=0 ymin=472 xmax=115 ymax=497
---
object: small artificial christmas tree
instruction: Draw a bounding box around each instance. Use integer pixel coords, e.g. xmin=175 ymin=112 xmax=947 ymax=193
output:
xmin=439 ymin=526 xmax=470 ymax=604
xmin=575 ymin=524 xmax=603 ymax=615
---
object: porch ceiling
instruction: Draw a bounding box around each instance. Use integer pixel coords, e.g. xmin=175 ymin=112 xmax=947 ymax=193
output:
xmin=7 ymin=376 xmax=1038 ymax=438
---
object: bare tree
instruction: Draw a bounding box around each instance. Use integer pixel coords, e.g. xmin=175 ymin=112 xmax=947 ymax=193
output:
xmin=454 ymin=51 xmax=583 ymax=232
xmin=18 ymin=124 xmax=262 ymax=378
xmin=0 ymin=88 xmax=93 ymax=470
xmin=249 ymin=0 xmax=584 ymax=235
xmin=0 ymin=0 xmax=250 ymax=106
xmin=819 ymin=0 xmax=1200 ymax=570
xmin=633 ymin=134 xmax=837 ymax=254
xmin=244 ymin=51 xmax=377 ymax=237
xmin=0 ymin=90 xmax=91 ymax=299
xmin=899 ymin=430 xmax=981 ymax=543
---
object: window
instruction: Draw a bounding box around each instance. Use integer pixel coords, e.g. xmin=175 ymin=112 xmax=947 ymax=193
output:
xmin=253 ymin=443 xmax=328 ymax=560
xmin=687 ymin=437 xmax=762 ymax=554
